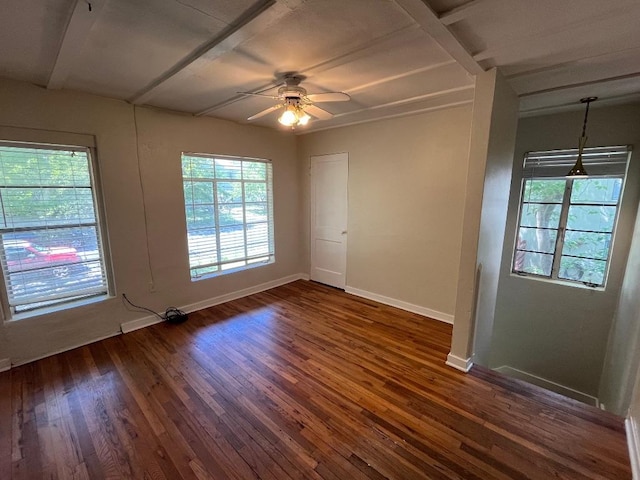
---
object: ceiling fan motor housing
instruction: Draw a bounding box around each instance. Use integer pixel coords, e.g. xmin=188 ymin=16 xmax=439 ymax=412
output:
xmin=278 ymin=85 xmax=307 ymax=99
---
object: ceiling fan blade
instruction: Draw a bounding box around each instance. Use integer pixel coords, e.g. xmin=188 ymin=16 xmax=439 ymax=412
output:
xmin=247 ymin=104 xmax=282 ymax=121
xmin=306 ymin=92 xmax=350 ymax=102
xmin=238 ymin=92 xmax=280 ymax=99
xmin=305 ymin=104 xmax=333 ymax=120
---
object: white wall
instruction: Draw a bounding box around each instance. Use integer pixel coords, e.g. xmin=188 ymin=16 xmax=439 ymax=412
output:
xmin=0 ymin=78 xmax=303 ymax=366
xmin=298 ymin=105 xmax=473 ymax=320
xmin=489 ymin=103 xmax=640 ymax=398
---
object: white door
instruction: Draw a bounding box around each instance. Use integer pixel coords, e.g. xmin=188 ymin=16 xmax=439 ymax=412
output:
xmin=310 ymin=153 xmax=348 ymax=289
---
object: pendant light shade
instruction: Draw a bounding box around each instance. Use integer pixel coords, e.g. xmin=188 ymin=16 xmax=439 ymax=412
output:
xmin=567 ymin=97 xmax=597 ymax=177
xmin=278 ymin=104 xmax=298 ymax=126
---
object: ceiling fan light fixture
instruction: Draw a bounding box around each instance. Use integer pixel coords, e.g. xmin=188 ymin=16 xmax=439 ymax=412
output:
xmin=242 ymin=74 xmax=349 ymax=127
xmin=277 ymin=98 xmax=312 ymax=128
xmin=278 ymin=104 xmax=298 ymax=126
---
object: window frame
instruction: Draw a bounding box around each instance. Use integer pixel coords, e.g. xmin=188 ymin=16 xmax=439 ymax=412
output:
xmin=512 ymin=146 xmax=631 ymax=288
xmin=0 ymin=139 xmax=113 ymax=320
xmin=181 ymin=152 xmax=275 ymax=281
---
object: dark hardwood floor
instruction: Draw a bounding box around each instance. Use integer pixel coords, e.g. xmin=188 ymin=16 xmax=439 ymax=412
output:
xmin=0 ymin=280 xmax=631 ymax=479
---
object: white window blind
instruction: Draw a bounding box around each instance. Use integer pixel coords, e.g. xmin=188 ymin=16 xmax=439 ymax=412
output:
xmin=523 ymin=145 xmax=630 ymax=177
xmin=182 ymin=153 xmax=275 ymax=280
xmin=513 ymin=145 xmax=631 ymax=287
xmin=0 ymin=142 xmax=109 ymax=314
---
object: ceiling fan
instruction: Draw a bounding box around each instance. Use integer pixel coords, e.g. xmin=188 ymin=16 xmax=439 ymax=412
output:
xmin=240 ymin=74 xmax=350 ymax=127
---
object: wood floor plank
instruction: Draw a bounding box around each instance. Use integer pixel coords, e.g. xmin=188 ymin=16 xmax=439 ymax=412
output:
xmin=0 ymin=280 xmax=632 ymax=479
xmin=0 ymin=370 xmax=13 ymax=475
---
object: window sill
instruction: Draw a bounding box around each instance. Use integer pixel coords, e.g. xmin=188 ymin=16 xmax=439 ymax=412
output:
xmin=510 ymin=272 xmax=606 ymax=291
xmin=6 ymin=293 xmax=112 ymax=323
xmin=191 ymin=258 xmax=274 ymax=282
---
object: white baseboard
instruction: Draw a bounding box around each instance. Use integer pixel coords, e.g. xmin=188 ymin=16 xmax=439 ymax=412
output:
xmin=0 ymin=358 xmax=10 ymax=372
xmin=494 ymin=365 xmax=598 ymax=406
xmin=181 ymin=273 xmax=307 ymax=314
xmin=120 ymin=313 xmax=162 ymax=334
xmin=446 ymin=353 xmax=473 ymax=372
xmin=626 ymin=416 xmax=640 ymax=480
xmin=120 ymin=273 xmax=308 ymax=334
xmin=344 ymin=286 xmax=454 ymax=324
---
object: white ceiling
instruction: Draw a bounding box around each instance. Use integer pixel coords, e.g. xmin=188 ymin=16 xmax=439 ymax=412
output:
xmin=0 ymin=0 xmax=639 ymax=132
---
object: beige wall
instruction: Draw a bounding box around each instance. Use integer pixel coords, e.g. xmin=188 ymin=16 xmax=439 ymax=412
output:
xmin=298 ymin=105 xmax=473 ymax=318
xmin=626 ymin=358 xmax=640 ymax=471
xmin=490 ymin=103 xmax=640 ymax=398
xmin=467 ymin=71 xmax=519 ymax=365
xmin=0 ymin=78 xmax=302 ymax=365
xmin=448 ymin=69 xmax=519 ymax=369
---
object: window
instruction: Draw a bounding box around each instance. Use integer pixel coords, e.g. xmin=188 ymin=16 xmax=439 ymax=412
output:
xmin=0 ymin=141 xmax=110 ymax=316
xmin=181 ymin=153 xmax=274 ymax=280
xmin=513 ymin=145 xmax=631 ymax=287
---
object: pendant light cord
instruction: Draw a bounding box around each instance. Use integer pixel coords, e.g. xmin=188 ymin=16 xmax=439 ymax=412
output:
xmin=580 ymin=100 xmax=591 ymax=138
xmin=579 ymin=96 xmax=598 ymax=139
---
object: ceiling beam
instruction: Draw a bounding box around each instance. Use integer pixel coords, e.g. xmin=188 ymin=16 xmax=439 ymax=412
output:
xmin=520 ymin=92 xmax=640 ymax=118
xmin=48 ymin=0 xmax=107 ymax=89
xmin=505 ymin=45 xmax=640 ymax=80
xmin=345 ymin=60 xmax=456 ymax=94
xmin=129 ymin=0 xmax=303 ymax=105
xmin=394 ymin=0 xmax=483 ymax=75
xmin=305 ymin=98 xmax=473 ymax=134
xmin=439 ymin=0 xmax=484 ymax=26
xmin=337 ymin=85 xmax=474 ymax=115
xmin=505 ymin=60 xmax=584 ymax=81
xmin=518 ymin=72 xmax=640 ymax=97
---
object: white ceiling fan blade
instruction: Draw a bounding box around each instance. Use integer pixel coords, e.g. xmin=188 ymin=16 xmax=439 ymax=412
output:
xmin=306 ymin=92 xmax=350 ymax=102
xmin=238 ymin=92 xmax=280 ymax=99
xmin=305 ymin=104 xmax=333 ymax=120
xmin=247 ymin=104 xmax=282 ymax=121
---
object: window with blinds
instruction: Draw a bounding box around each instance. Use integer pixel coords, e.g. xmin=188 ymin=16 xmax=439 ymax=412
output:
xmin=0 ymin=141 xmax=109 ymax=315
xmin=182 ymin=153 xmax=275 ymax=280
xmin=513 ymin=145 xmax=631 ymax=287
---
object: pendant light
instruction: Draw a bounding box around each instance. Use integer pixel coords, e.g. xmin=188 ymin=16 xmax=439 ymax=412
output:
xmin=567 ymin=96 xmax=597 ymax=177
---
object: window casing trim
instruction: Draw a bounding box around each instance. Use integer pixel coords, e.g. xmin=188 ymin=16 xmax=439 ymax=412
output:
xmin=512 ymin=174 xmax=624 ymax=288
xmin=0 ymin=139 xmax=113 ymax=320
xmin=511 ymin=145 xmax=631 ymax=288
xmin=181 ymin=153 xmax=275 ymax=281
